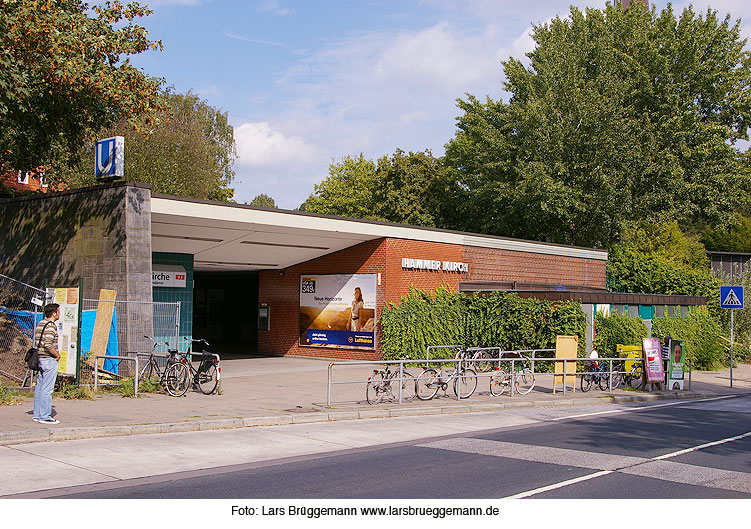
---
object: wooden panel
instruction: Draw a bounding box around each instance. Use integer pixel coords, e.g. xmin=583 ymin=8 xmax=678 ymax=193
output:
xmin=91 ymin=289 xmax=117 ymax=369
xmin=553 ymin=335 xmax=578 ymax=394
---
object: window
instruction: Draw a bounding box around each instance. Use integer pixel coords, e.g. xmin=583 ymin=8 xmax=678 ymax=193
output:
xmin=39 ymin=172 xmax=48 ymax=188
xmin=17 ymin=171 xmax=29 ymax=185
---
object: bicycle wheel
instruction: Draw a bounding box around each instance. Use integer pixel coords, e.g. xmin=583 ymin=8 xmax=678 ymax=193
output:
xmin=139 ymin=360 xmax=155 ymax=384
xmin=473 ymin=350 xmax=493 ymax=372
xmin=597 ymin=370 xmax=609 ymax=391
xmin=629 ymin=365 xmax=644 ymax=390
xmin=196 ymin=363 xmax=219 ymax=395
xmin=514 ymin=368 xmax=535 ymax=395
xmin=581 ymin=372 xmax=593 ymax=392
xmin=610 ymin=365 xmax=622 ymax=390
xmin=489 ymin=369 xmax=511 ymax=396
xmin=388 ymin=370 xmax=416 ymax=402
xmin=453 ymin=368 xmax=477 ymax=399
xmin=366 ymin=372 xmax=387 ymax=405
xmin=416 ymin=368 xmax=440 ymax=400
xmin=164 ymin=362 xmax=190 ymax=397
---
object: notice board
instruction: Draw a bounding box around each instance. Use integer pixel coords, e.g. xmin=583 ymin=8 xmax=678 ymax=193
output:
xmin=553 ymin=335 xmax=578 ymax=393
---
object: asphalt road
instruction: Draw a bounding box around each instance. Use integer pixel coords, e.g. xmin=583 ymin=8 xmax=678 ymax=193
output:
xmin=49 ymin=395 xmax=751 ymax=499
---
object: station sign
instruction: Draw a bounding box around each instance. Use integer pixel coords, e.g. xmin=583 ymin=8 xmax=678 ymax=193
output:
xmin=95 ymin=136 xmax=124 ymax=179
xmin=401 ymin=258 xmax=469 ymax=273
xmin=152 ymin=265 xmax=187 ymax=288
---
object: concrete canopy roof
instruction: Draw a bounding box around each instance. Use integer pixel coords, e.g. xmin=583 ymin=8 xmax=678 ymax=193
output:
xmin=150 ymin=194 xmax=608 ymax=272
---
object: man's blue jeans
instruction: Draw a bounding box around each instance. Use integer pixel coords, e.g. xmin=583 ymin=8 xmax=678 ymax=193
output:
xmin=33 ymin=357 xmax=59 ymax=421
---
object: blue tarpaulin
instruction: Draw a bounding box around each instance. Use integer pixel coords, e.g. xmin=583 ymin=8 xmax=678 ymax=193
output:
xmin=80 ymin=308 xmax=119 ymax=373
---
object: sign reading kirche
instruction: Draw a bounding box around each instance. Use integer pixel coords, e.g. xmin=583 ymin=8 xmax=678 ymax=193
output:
xmin=401 ymin=258 xmax=469 ymax=273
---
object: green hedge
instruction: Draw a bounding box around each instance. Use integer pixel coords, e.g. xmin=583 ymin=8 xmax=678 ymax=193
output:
xmin=652 ymin=307 xmax=726 ymax=371
xmin=593 ymin=311 xmax=648 ymax=356
xmin=379 ymin=287 xmax=586 ymax=360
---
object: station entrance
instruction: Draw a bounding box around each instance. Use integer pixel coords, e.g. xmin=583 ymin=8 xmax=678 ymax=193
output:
xmin=192 ymin=271 xmax=259 ymax=357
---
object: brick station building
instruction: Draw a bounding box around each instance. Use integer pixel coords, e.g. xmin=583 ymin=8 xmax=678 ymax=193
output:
xmin=1 ymin=181 xmax=699 ymax=361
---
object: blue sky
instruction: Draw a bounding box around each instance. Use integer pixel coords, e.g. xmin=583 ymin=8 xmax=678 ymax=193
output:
xmin=130 ymin=1 xmax=751 ymax=208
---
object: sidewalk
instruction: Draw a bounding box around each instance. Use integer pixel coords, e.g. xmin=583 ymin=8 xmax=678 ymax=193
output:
xmin=1 ymin=357 xmax=749 ymax=446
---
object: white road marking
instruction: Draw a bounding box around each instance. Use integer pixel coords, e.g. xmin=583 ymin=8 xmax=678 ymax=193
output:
xmin=550 ymin=395 xmax=737 ymax=421
xmin=505 ymin=470 xmax=615 ymax=498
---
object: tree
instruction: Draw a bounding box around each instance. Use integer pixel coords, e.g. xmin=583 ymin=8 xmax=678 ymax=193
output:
xmin=701 ymin=214 xmax=751 ymax=253
xmin=60 ymin=90 xmax=236 ymax=201
xmin=0 ymin=0 xmax=166 ymax=178
xmin=248 ymin=193 xmax=276 ymax=208
xmin=300 ymin=150 xmax=454 ymax=227
xmin=444 ymin=2 xmax=751 ymax=248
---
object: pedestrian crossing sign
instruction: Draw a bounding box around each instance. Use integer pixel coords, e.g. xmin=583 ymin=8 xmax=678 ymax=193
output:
xmin=720 ymin=286 xmax=744 ymax=309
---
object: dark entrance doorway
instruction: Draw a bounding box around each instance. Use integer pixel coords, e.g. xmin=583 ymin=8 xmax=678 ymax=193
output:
xmin=193 ymin=271 xmax=259 ymax=357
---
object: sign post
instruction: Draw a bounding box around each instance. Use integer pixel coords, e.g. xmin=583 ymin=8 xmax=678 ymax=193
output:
xmin=720 ymin=286 xmax=744 ymax=388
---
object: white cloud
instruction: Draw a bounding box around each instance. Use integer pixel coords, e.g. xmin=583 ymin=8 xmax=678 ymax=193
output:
xmin=255 ymin=1 xmax=296 ymax=16
xmin=234 ymin=122 xmax=315 ymax=168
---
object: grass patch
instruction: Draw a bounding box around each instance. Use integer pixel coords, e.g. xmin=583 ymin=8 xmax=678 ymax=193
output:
xmin=0 ymin=384 xmax=27 ymax=406
xmin=53 ymin=383 xmax=94 ymax=400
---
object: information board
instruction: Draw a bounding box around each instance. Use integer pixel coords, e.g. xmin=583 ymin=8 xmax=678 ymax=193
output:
xmin=46 ymin=286 xmax=81 ymax=377
xmin=642 ymin=338 xmax=664 ymax=383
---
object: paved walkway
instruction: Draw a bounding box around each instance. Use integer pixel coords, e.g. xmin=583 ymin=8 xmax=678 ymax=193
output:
xmin=1 ymin=357 xmax=749 ymax=445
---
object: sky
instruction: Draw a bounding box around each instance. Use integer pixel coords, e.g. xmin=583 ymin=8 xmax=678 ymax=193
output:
xmin=128 ymin=1 xmax=751 ymax=209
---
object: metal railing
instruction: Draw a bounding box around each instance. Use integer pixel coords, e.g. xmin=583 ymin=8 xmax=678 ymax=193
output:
xmin=0 ymin=273 xmax=49 ymax=385
xmin=93 ymin=355 xmax=139 ymax=396
xmin=326 ymin=353 xmax=692 ymax=406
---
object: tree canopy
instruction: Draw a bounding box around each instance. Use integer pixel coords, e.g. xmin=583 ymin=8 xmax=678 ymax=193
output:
xmin=0 ymin=0 xmax=166 ymax=176
xmin=444 ymin=2 xmax=751 ymax=248
xmin=248 ymin=193 xmax=276 ymax=208
xmin=60 ymin=90 xmax=236 ymax=201
xmin=300 ymin=150 xmax=454 ymax=227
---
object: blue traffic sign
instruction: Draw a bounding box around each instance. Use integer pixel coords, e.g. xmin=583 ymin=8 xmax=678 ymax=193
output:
xmin=720 ymin=286 xmax=744 ymax=309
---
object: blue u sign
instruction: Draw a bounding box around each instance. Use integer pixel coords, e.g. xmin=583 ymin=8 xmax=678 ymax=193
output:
xmin=95 ymin=136 xmax=124 ymax=179
xmin=720 ymin=286 xmax=744 ymax=309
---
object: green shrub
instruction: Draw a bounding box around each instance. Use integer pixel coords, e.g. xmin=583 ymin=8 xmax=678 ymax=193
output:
xmin=380 ymin=287 xmax=586 ymax=361
xmin=652 ymin=307 xmax=726 ymax=370
xmin=0 ymin=384 xmax=26 ymax=406
xmin=54 ymin=383 xmax=94 ymax=400
xmin=593 ymin=311 xmax=648 ymax=356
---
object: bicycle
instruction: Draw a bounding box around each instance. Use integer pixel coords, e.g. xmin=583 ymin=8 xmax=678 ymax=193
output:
xmin=622 ymin=361 xmax=644 ymax=390
xmin=164 ymin=338 xmax=220 ymax=396
xmin=489 ymin=353 xmax=535 ymax=396
xmin=580 ymin=360 xmax=610 ymax=392
xmin=416 ymin=356 xmax=477 ymax=400
xmin=366 ymin=356 xmax=416 ymax=404
xmin=138 ymin=340 xmax=188 ymax=397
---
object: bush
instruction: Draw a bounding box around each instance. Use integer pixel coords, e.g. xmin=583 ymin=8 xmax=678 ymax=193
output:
xmin=379 ymin=287 xmax=586 ymax=360
xmin=593 ymin=311 xmax=648 ymax=356
xmin=652 ymin=307 xmax=726 ymax=370
xmin=0 ymin=384 xmax=26 ymax=406
xmin=53 ymin=383 xmax=94 ymax=400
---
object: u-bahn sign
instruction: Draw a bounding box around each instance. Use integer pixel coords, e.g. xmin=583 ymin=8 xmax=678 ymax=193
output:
xmin=95 ymin=136 xmax=124 ymax=179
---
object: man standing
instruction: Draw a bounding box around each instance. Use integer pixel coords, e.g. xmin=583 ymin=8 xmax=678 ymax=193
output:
xmin=33 ymin=303 xmax=61 ymax=425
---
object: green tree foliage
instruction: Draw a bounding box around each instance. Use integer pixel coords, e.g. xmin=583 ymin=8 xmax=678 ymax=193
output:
xmin=300 ymin=150 xmax=454 ymax=227
xmin=593 ymin=311 xmax=648 ymax=356
xmin=248 ymin=193 xmax=277 ymax=208
xmin=607 ymin=222 xmax=720 ymax=298
xmin=0 ymin=0 xmax=166 ymax=176
xmin=701 ymin=214 xmax=751 ymax=252
xmin=652 ymin=308 xmax=726 ymax=370
xmin=379 ymin=287 xmax=586 ymax=360
xmin=60 ymin=91 xmax=236 ymax=201
xmin=444 ymin=2 xmax=751 ymax=247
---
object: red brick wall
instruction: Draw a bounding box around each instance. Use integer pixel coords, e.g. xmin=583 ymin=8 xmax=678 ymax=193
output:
xmin=465 ymin=246 xmax=606 ymax=287
xmin=1 ymin=171 xmax=50 ymax=193
xmin=258 ymin=237 xmax=606 ymax=360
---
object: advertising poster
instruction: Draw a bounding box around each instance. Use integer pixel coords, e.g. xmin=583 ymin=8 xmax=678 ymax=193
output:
xmin=668 ymin=339 xmax=685 ymax=390
xmin=299 ymin=274 xmax=376 ymax=349
xmin=642 ymin=338 xmax=664 ymax=383
xmin=46 ymin=287 xmax=81 ymax=377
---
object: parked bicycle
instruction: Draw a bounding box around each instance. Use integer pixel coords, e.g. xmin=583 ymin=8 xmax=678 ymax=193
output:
xmin=366 ymin=355 xmax=416 ymax=404
xmin=622 ymin=359 xmax=644 ymax=389
xmin=489 ymin=353 xmax=535 ymax=396
xmin=416 ymin=356 xmax=477 ymax=400
xmin=164 ymin=338 xmax=220 ymax=396
xmin=138 ymin=339 xmax=187 ymax=397
xmin=580 ymin=359 xmax=610 ymax=392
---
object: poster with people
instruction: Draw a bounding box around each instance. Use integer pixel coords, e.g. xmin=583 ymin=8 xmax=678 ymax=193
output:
xmin=668 ymin=339 xmax=685 ymax=390
xmin=299 ymin=274 xmax=376 ymax=349
xmin=642 ymin=338 xmax=664 ymax=383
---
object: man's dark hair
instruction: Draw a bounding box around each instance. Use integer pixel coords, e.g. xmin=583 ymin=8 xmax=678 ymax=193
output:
xmin=43 ymin=303 xmax=60 ymax=318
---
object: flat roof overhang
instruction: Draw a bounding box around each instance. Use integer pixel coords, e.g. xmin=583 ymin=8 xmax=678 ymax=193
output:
xmin=150 ymin=194 xmax=608 ymax=272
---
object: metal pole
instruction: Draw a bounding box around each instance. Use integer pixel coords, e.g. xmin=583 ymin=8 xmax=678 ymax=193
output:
xmin=730 ymin=309 xmax=734 ymax=388
xmin=562 ymin=359 xmax=567 ymax=395
xmin=398 ymin=361 xmax=403 ymax=404
xmin=327 ymin=363 xmax=332 ymax=407
xmin=510 ymin=358 xmax=515 ymax=397
xmin=609 ymin=358 xmax=613 ymax=392
xmin=134 ymin=357 xmax=139 ymax=397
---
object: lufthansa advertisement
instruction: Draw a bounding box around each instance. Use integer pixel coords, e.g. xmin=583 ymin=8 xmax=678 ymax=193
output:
xmin=299 ymin=274 xmax=376 ymax=349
